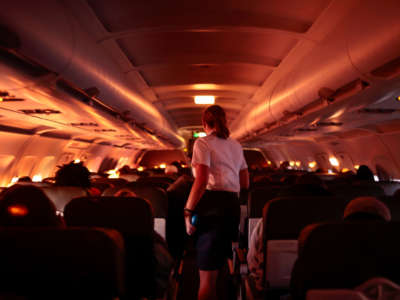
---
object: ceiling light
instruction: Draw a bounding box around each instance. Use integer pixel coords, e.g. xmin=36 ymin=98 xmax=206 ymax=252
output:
xmin=397 ymin=95 xmax=400 ymax=101
xmin=194 ymin=95 xmax=215 ymax=105
xmin=329 ymin=156 xmax=339 ymax=167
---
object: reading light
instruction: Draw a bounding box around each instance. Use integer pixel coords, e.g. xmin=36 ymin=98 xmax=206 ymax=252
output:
xmin=267 ymin=161 xmax=272 ymax=165
xmin=397 ymin=95 xmax=400 ymax=101
xmin=289 ymin=161 xmax=295 ymax=167
xmin=295 ymin=161 xmax=301 ymax=167
xmin=8 ymin=205 xmax=28 ymax=217
xmin=183 ymin=148 xmax=188 ymax=152
xmin=106 ymin=169 xmax=119 ymax=179
xmin=159 ymin=163 xmax=166 ymax=169
xmin=194 ymin=95 xmax=215 ymax=105
xmin=73 ymin=159 xmax=81 ymax=164
xmin=137 ymin=166 xmax=144 ymax=172
xmin=341 ymin=168 xmax=350 ymax=173
xmin=308 ymin=161 xmax=317 ymax=168
xmin=329 ymin=156 xmax=339 ymax=167
xmin=354 ymin=165 xmax=360 ymax=170
xmin=32 ymin=175 xmax=42 ymax=182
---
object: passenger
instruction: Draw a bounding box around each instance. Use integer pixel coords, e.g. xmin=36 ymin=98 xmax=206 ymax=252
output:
xmin=343 ymin=196 xmax=391 ymax=222
xmin=165 ymin=164 xmax=179 ymax=178
xmin=55 ymin=161 xmax=100 ymax=196
xmin=184 ymin=105 xmax=249 ymax=300
xmin=356 ymin=165 xmax=375 ymax=182
xmin=17 ymin=176 xmax=32 ymax=183
xmin=0 ymin=184 xmax=63 ymax=227
xmin=247 ymin=218 xmax=264 ymax=292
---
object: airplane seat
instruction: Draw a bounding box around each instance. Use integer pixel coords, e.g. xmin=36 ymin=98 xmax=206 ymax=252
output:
xmin=40 ymin=186 xmax=87 ymax=213
xmin=166 ymin=175 xmax=193 ymax=260
xmin=378 ymin=182 xmax=400 ymax=196
xmin=102 ymin=183 xmax=168 ymax=239
xmin=136 ymin=176 xmax=174 ymax=190
xmin=247 ymin=187 xmax=281 ymax=247
xmin=0 ymin=227 xmax=125 ymax=299
xmin=307 ymin=277 xmax=400 ymax=300
xmin=64 ymin=196 xmax=157 ymax=299
xmin=291 ymin=222 xmax=400 ymax=300
xmin=380 ymin=196 xmax=400 ymax=221
xmin=328 ymin=183 xmax=384 ymax=202
xmin=261 ymin=196 xmax=346 ymax=291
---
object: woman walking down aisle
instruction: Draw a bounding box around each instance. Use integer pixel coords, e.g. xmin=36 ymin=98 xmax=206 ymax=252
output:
xmin=184 ymin=105 xmax=249 ymax=300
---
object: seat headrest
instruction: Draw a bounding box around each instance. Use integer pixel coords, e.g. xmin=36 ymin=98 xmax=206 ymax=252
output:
xmin=291 ymin=222 xmax=400 ymax=300
xmin=64 ymin=196 xmax=154 ymax=236
xmin=263 ymin=196 xmax=345 ymax=241
xmin=0 ymin=228 xmax=125 ymax=297
xmin=41 ymin=186 xmax=87 ymax=212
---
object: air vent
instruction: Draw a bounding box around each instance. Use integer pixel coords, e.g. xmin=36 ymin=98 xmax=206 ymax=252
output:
xmin=316 ymin=121 xmax=343 ymax=127
xmin=94 ymin=129 xmax=116 ymax=132
xmin=70 ymin=122 xmax=98 ymax=127
xmin=20 ymin=109 xmax=61 ymax=115
xmin=358 ymin=108 xmax=398 ymax=114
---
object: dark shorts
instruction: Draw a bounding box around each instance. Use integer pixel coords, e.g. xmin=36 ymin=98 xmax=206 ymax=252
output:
xmin=194 ymin=190 xmax=240 ymax=270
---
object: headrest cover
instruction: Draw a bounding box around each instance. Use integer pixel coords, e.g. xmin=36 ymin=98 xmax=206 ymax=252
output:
xmin=344 ymin=197 xmax=391 ymax=222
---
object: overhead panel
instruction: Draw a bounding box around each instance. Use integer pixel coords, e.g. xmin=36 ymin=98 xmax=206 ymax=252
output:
xmin=86 ymin=0 xmax=331 ymax=129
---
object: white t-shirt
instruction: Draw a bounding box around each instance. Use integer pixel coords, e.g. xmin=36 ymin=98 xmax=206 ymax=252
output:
xmin=191 ymin=134 xmax=248 ymax=193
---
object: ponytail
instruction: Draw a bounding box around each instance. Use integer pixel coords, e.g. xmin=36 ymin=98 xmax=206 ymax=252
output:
xmin=202 ymin=105 xmax=230 ymax=139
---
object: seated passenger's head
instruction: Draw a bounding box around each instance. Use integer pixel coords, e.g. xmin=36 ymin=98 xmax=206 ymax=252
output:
xmin=55 ymin=161 xmax=91 ymax=188
xmin=356 ymin=165 xmax=374 ymax=181
xmin=17 ymin=176 xmax=32 ymax=183
xmin=0 ymin=185 xmax=60 ymax=227
xmin=114 ymin=188 xmax=137 ymax=198
xmin=165 ymin=164 xmax=178 ymax=176
xmin=343 ymin=196 xmax=391 ymax=222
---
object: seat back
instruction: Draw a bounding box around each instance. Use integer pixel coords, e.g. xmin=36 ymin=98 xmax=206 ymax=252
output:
xmin=41 ymin=186 xmax=87 ymax=212
xmin=262 ymin=196 xmax=346 ymax=289
xmin=64 ymin=196 xmax=155 ymax=299
xmin=103 ymin=183 xmax=168 ymax=238
xmin=291 ymin=222 xmax=400 ymax=300
xmin=136 ymin=176 xmax=174 ymax=190
xmin=0 ymin=228 xmax=124 ymax=299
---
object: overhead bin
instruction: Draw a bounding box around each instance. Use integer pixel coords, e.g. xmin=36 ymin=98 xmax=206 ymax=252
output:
xmin=0 ymin=1 xmax=184 ymax=148
xmin=231 ymin=0 xmax=400 ymax=141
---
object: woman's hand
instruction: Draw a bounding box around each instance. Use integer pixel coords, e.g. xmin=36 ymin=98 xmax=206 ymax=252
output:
xmin=185 ymin=215 xmax=196 ymax=236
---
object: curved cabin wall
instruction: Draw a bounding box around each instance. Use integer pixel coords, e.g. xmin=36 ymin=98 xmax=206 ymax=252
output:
xmin=0 ymin=130 xmax=139 ymax=187
xmin=0 ymin=1 xmax=183 ymax=148
xmin=231 ymin=0 xmax=400 ymax=140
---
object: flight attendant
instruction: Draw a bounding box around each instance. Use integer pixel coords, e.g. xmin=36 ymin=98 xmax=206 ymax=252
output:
xmin=184 ymin=105 xmax=249 ymax=300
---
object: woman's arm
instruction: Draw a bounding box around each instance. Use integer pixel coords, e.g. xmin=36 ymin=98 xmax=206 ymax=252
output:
xmin=185 ymin=164 xmax=209 ymax=235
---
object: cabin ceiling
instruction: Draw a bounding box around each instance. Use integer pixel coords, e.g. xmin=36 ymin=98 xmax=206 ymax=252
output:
xmin=82 ymin=0 xmax=332 ymax=129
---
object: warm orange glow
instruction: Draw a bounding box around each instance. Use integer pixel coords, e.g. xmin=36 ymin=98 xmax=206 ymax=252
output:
xmin=154 ymin=166 xmax=159 ymax=169
xmin=341 ymin=168 xmax=350 ymax=173
xmin=194 ymin=95 xmax=215 ymax=105
xmin=181 ymin=164 xmax=187 ymax=168
xmin=183 ymin=148 xmax=188 ymax=152
xmin=289 ymin=161 xmax=295 ymax=167
xmin=8 ymin=205 xmax=28 ymax=217
xmin=73 ymin=159 xmax=81 ymax=163
xmin=329 ymin=157 xmax=339 ymax=167
xmin=267 ymin=161 xmax=272 ymax=165
xmin=0 ymin=97 xmax=3 ymax=102
xmin=354 ymin=165 xmax=360 ymax=170
xmin=308 ymin=161 xmax=317 ymax=168
xmin=137 ymin=166 xmax=144 ymax=172
xmin=192 ymin=84 xmax=219 ymax=90
xmin=159 ymin=163 xmax=166 ymax=169
xmin=397 ymin=96 xmax=400 ymax=101
xmin=295 ymin=161 xmax=301 ymax=167
xmin=106 ymin=169 xmax=120 ymax=179
xmin=32 ymin=175 xmax=42 ymax=182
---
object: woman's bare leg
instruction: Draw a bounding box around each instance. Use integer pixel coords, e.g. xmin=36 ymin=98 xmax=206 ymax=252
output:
xmin=198 ymin=270 xmax=219 ymax=300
